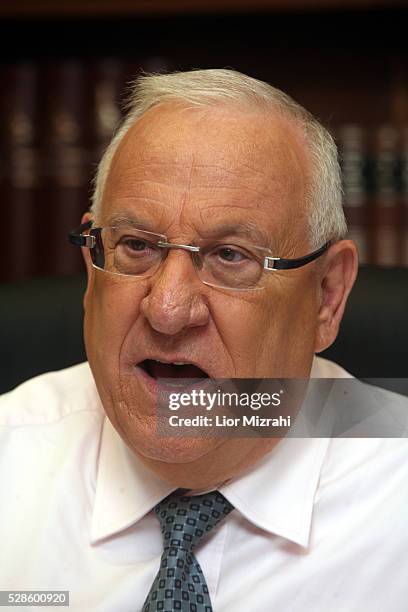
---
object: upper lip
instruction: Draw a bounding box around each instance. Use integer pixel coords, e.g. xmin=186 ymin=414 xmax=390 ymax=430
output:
xmin=136 ymin=355 xmax=211 ymax=376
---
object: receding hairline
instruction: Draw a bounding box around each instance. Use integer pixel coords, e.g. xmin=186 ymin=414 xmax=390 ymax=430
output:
xmin=122 ymin=95 xmax=311 ymax=143
xmin=93 ymin=78 xmax=319 ymax=218
xmin=104 ymin=97 xmax=313 ymax=195
xmin=91 ymin=68 xmax=346 ymax=248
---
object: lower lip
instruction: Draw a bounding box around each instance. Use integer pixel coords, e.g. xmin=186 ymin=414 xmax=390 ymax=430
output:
xmin=134 ymin=364 xmax=199 ymax=395
xmin=135 ymin=364 xmax=158 ymax=395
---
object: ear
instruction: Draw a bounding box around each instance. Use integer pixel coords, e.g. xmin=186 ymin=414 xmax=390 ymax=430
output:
xmin=314 ymin=240 xmax=358 ymax=353
xmin=80 ymin=211 xmax=94 ymax=311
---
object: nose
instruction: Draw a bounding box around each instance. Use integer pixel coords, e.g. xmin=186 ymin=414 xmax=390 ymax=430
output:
xmin=140 ymin=250 xmax=210 ymax=336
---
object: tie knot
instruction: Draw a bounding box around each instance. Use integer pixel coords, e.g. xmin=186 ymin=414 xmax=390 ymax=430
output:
xmin=154 ymin=490 xmax=234 ymax=552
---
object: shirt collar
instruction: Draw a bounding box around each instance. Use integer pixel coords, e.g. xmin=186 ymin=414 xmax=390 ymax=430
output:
xmin=219 ymin=437 xmax=330 ymax=548
xmin=90 ymin=357 xmax=344 ymax=548
xmin=90 ymin=416 xmax=175 ymax=544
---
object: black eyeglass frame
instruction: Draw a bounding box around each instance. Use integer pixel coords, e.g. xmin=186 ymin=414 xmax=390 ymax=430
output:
xmin=69 ymin=220 xmax=331 ymax=273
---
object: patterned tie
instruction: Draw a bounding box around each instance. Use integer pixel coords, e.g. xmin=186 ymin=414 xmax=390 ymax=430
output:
xmin=142 ymin=490 xmax=234 ymax=612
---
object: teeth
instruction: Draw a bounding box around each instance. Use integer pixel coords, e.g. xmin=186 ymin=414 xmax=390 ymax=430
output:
xmin=173 ymin=362 xmax=187 ymax=366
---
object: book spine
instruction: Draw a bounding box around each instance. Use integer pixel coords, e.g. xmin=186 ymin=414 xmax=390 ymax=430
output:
xmin=401 ymin=127 xmax=408 ymax=267
xmin=337 ymin=124 xmax=371 ymax=265
xmin=371 ymin=125 xmax=401 ymax=267
xmin=40 ymin=60 xmax=90 ymax=277
xmin=92 ymin=57 xmax=124 ymax=163
xmin=2 ymin=62 xmax=40 ymax=282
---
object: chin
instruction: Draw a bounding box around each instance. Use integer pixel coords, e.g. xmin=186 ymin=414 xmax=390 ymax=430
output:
xmin=124 ymin=424 xmax=224 ymax=465
xmin=104 ymin=363 xmax=224 ymax=462
xmin=99 ymin=357 xmax=236 ymax=472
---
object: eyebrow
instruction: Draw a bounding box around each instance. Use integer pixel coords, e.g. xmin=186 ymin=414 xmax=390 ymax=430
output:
xmin=104 ymin=212 xmax=272 ymax=248
xmin=201 ymin=223 xmax=272 ymax=248
xmin=104 ymin=212 xmax=158 ymax=232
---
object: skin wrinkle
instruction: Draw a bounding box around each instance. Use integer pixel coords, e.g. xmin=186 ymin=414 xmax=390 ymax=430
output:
xmin=197 ymin=205 xmax=299 ymax=257
xmin=105 ymin=210 xmax=166 ymax=230
xmin=172 ymin=151 xmax=195 ymax=235
xmin=111 ymin=112 xmax=303 ymax=195
xmin=122 ymin=157 xmax=274 ymax=183
xmin=83 ymin=101 xmax=357 ymax=489
xmin=108 ymin=194 xmax=172 ymax=208
xmin=106 ymin=202 xmax=280 ymax=251
xmin=103 ymin=125 xmax=305 ymax=249
xmin=109 ymin=172 xmax=279 ymax=202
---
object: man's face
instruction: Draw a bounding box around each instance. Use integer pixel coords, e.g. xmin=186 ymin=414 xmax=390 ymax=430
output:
xmin=84 ymin=102 xmax=320 ymax=487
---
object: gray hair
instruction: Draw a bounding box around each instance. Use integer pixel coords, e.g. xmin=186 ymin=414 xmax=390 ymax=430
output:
xmin=91 ymin=68 xmax=346 ymax=248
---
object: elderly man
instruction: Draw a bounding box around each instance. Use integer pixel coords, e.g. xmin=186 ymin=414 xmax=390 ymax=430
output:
xmin=1 ymin=69 xmax=407 ymax=612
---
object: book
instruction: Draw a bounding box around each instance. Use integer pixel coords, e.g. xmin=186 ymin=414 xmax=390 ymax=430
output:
xmin=371 ymin=125 xmax=401 ymax=267
xmin=2 ymin=62 xmax=40 ymax=282
xmin=39 ymin=60 xmax=91 ymax=276
xmin=337 ymin=124 xmax=371 ymax=265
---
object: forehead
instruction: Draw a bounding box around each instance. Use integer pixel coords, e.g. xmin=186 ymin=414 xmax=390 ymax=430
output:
xmin=102 ymin=102 xmax=311 ymax=246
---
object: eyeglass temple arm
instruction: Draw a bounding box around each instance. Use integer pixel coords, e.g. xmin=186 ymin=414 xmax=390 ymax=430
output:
xmin=265 ymin=241 xmax=331 ymax=270
xmin=68 ymin=222 xmax=331 ymax=270
xmin=68 ymin=220 xmax=94 ymax=247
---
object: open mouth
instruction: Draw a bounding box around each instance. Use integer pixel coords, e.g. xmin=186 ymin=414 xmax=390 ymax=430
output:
xmin=138 ymin=359 xmax=209 ymax=380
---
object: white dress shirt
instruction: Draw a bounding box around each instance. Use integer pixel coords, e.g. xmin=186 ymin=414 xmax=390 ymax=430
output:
xmin=0 ymin=358 xmax=407 ymax=612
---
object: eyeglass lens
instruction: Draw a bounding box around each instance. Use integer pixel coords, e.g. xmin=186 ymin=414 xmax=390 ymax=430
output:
xmin=90 ymin=226 xmax=265 ymax=289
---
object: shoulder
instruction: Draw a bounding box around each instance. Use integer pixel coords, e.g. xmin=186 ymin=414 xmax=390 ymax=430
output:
xmin=0 ymin=364 xmax=104 ymax=549
xmin=320 ymin=436 xmax=408 ymax=506
xmin=312 ymin=359 xmax=408 ymax=490
xmin=0 ymin=362 xmax=103 ymax=427
xmin=312 ymin=355 xmax=353 ymax=378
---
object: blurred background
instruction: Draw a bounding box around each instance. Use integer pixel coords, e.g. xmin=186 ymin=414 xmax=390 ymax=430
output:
xmin=1 ymin=0 xmax=408 ymax=394
xmin=1 ymin=0 xmax=408 ymax=282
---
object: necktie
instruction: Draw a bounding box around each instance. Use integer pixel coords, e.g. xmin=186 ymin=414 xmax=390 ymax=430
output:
xmin=142 ymin=490 xmax=234 ymax=612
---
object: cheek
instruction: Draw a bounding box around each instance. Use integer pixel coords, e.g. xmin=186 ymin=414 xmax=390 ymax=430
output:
xmin=209 ymin=276 xmax=318 ymax=376
xmin=84 ymin=276 xmax=145 ymax=382
xmin=207 ymin=291 xmax=278 ymax=374
xmin=260 ymin=275 xmax=318 ymax=375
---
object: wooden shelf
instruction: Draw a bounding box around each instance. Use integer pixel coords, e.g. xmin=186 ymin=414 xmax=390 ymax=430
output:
xmin=1 ymin=0 xmax=406 ymax=18
xmin=1 ymin=2 xmax=407 ymax=282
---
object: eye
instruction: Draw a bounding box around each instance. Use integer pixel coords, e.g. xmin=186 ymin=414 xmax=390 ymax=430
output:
xmin=124 ymin=238 xmax=149 ymax=252
xmin=119 ymin=237 xmax=159 ymax=256
xmin=216 ymin=246 xmax=249 ymax=263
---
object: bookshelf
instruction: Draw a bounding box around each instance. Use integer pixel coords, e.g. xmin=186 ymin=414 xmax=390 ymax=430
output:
xmin=1 ymin=2 xmax=407 ymax=281
xmin=0 ymin=0 xmax=405 ymax=17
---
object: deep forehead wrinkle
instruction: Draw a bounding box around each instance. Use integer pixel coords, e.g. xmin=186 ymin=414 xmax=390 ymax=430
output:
xmin=104 ymin=211 xmax=160 ymax=232
xmin=137 ymin=155 xmax=268 ymax=176
xmin=111 ymin=161 xmax=281 ymax=208
xmin=199 ymin=221 xmax=272 ymax=248
xmin=135 ymin=156 xmax=277 ymax=190
xmin=104 ymin=210 xmax=272 ymax=247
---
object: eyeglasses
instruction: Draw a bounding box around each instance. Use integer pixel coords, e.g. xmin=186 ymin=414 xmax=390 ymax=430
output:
xmin=69 ymin=221 xmax=330 ymax=291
